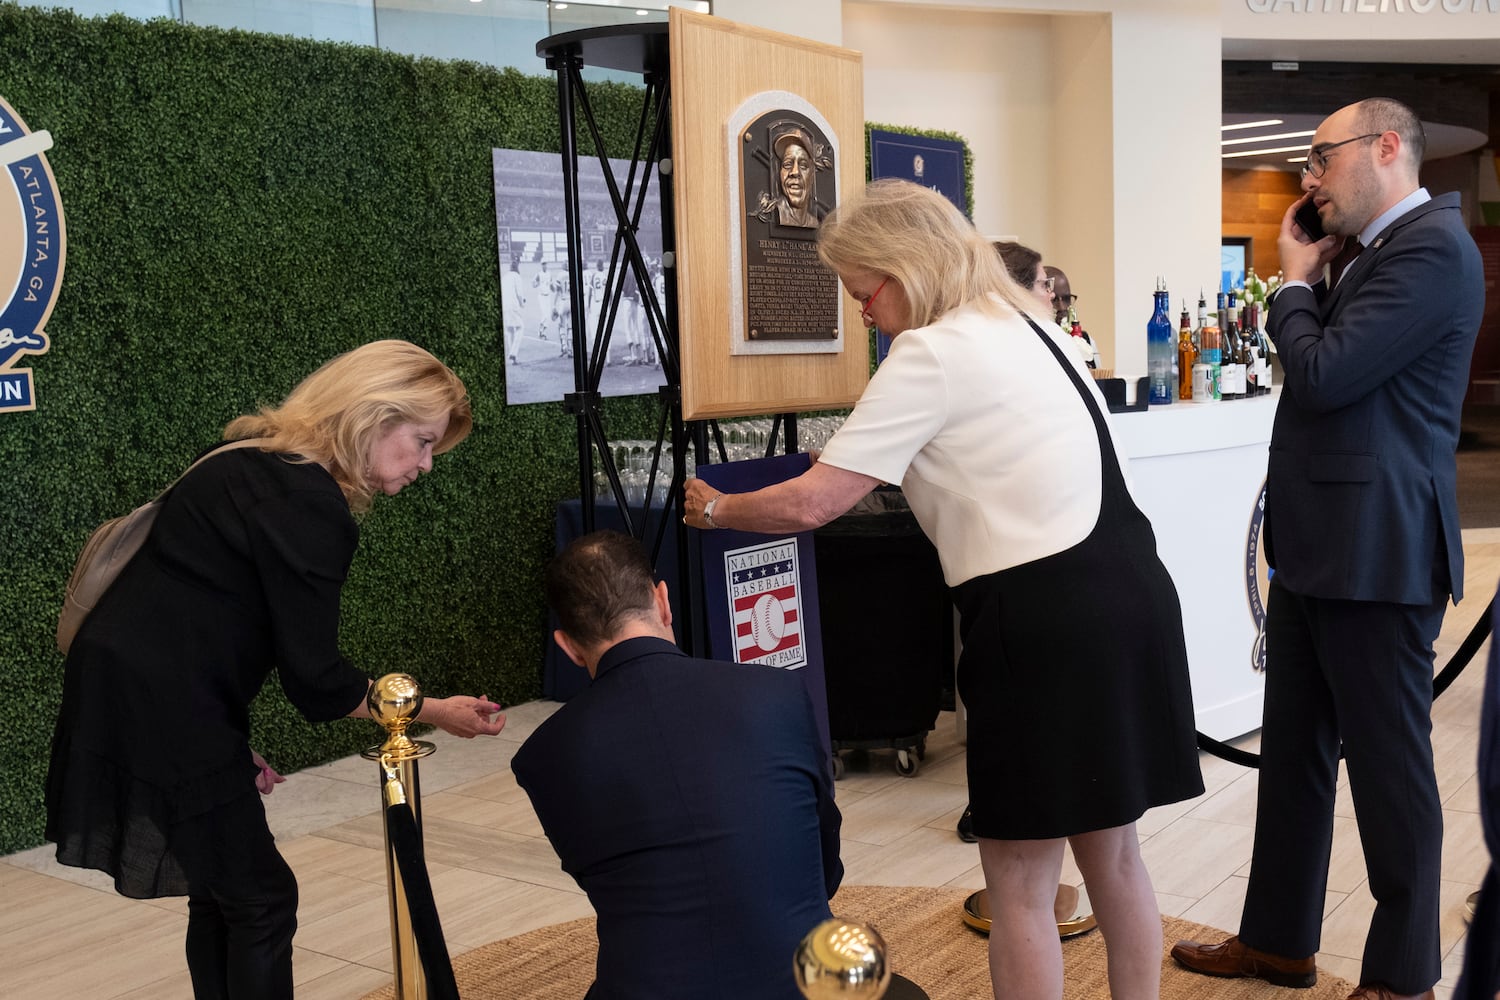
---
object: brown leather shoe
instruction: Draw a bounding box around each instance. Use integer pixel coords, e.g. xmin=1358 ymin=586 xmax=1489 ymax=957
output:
xmin=1345 ymin=986 xmax=1435 ymax=1000
xmin=1170 ymin=935 xmax=1316 ymax=988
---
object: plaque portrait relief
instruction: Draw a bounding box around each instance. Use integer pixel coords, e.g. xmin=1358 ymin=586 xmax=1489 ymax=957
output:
xmin=753 ymin=124 xmax=826 ymax=229
xmin=728 ymin=98 xmax=843 ymax=356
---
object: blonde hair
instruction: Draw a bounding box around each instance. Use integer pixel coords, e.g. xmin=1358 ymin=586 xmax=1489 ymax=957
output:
xmin=816 ymin=179 xmax=1033 ymax=329
xmin=223 ymin=340 xmax=472 ymax=513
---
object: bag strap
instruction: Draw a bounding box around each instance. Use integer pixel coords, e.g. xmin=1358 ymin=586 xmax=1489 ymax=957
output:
xmin=155 ymin=438 xmax=275 ymax=500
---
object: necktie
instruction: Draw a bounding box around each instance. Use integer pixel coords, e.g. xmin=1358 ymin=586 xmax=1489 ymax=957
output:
xmin=1332 ymin=238 xmax=1364 ymax=286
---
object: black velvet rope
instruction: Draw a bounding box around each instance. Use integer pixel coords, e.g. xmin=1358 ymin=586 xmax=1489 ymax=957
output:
xmin=384 ymin=801 xmax=461 ymax=1000
xmin=1195 ymin=597 xmax=1495 ymax=769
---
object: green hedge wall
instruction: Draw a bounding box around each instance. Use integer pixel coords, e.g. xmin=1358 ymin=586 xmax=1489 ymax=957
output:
xmin=0 ymin=4 xmax=661 ymax=854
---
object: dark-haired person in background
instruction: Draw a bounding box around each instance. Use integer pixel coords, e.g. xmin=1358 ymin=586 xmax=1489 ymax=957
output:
xmin=1172 ymin=97 xmax=1483 ymax=1000
xmin=1046 ymin=265 xmax=1099 ymax=369
xmin=992 ymin=240 xmax=1052 ymax=317
xmin=513 ymin=530 xmax=842 ymax=999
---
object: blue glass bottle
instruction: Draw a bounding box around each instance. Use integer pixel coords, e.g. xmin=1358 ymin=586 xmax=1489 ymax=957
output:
xmin=1147 ymin=278 xmax=1174 ymax=405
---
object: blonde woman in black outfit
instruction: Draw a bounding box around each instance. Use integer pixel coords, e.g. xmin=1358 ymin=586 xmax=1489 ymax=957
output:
xmin=46 ymin=340 xmax=506 ymax=999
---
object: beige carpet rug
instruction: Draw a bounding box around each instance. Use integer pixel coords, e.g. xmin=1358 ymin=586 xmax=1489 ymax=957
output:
xmin=360 ymin=884 xmax=1358 ymax=1000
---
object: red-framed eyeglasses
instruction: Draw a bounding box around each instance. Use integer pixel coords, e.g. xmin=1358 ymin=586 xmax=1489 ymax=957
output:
xmin=859 ymin=277 xmax=890 ymax=327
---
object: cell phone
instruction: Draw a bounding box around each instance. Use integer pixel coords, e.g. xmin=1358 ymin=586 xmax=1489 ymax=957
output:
xmin=1293 ymin=198 xmax=1327 ymax=242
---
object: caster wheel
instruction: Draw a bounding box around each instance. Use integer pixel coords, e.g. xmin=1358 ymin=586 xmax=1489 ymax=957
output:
xmin=831 ymin=754 xmax=846 ymax=780
xmin=916 ymin=736 xmax=928 ymax=761
xmin=895 ymin=750 xmax=919 ymax=777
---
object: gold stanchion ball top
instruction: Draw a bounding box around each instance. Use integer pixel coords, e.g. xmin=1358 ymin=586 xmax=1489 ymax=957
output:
xmin=368 ymin=673 xmax=423 ymax=727
xmin=794 ymin=918 xmax=890 ymax=998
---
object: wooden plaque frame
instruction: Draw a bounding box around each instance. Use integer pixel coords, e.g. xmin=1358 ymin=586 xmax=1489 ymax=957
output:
xmin=669 ymin=9 xmax=866 ymax=422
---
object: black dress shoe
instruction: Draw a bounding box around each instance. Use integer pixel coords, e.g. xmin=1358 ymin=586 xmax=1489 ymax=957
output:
xmin=956 ymin=805 xmax=977 ymax=843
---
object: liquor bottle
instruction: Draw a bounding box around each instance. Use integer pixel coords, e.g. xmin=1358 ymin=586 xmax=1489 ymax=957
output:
xmin=1147 ymin=278 xmax=1173 ymax=405
xmin=1177 ymin=301 xmax=1197 ymax=401
xmin=1196 ymin=289 xmax=1209 ymax=339
xmin=1169 ymin=299 xmax=1181 ymax=395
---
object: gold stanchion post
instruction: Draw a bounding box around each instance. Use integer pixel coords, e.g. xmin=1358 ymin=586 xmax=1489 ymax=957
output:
xmin=361 ymin=673 xmax=437 ymax=1000
xmin=795 ymin=919 xmax=890 ymax=998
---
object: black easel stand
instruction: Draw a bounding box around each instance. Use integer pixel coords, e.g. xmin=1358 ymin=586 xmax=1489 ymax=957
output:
xmin=538 ymin=24 xmax=805 ymax=657
xmin=538 ymin=24 xmax=702 ymax=647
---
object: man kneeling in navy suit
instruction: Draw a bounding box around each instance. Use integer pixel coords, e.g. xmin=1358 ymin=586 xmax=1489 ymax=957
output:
xmin=513 ymin=530 xmax=843 ymax=999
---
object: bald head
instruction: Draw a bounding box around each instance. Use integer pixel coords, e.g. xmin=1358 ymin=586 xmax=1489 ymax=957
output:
xmin=1303 ymin=97 xmax=1424 ymax=237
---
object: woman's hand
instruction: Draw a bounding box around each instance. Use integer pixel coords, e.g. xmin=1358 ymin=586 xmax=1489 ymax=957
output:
xmin=682 ymin=478 xmax=723 ymax=530
xmin=421 ymin=695 xmax=507 ymax=738
xmin=682 ymin=463 xmax=879 ymax=535
xmin=251 ymin=750 xmax=286 ymax=795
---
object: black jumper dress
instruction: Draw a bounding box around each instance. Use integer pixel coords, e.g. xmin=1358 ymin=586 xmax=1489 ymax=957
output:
xmin=956 ymin=319 xmax=1205 ymax=841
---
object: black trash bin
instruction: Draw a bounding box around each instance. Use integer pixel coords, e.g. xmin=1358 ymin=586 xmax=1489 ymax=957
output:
xmin=814 ymin=488 xmax=950 ymax=778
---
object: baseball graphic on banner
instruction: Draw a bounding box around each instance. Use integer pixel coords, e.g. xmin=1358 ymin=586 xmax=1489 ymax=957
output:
xmin=750 ymin=593 xmax=786 ymax=652
xmin=724 ymin=537 xmax=807 ymax=669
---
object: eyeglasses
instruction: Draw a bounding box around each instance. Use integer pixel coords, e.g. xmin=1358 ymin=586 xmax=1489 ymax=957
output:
xmin=1033 ymin=276 xmax=1055 ymax=294
xmin=1301 ymin=133 xmax=1382 ymax=178
xmin=858 ymin=276 xmax=889 ymax=327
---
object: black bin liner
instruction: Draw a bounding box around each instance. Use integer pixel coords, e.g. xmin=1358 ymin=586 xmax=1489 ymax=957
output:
xmin=814 ymin=488 xmax=949 ymax=743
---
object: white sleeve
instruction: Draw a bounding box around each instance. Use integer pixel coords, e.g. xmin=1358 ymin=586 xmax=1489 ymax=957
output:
xmin=817 ymin=332 xmax=948 ymax=487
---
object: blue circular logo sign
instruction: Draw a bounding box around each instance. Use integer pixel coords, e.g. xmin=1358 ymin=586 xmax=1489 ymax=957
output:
xmin=1245 ymin=478 xmax=1269 ymax=673
xmin=0 ymin=96 xmax=65 ymax=412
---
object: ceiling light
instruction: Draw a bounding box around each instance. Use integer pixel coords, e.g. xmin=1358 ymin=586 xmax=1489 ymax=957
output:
xmin=1221 ymin=119 xmax=1284 ymax=132
xmin=1221 ymin=130 xmax=1316 ymax=147
xmin=1222 ymin=144 xmax=1313 ymax=159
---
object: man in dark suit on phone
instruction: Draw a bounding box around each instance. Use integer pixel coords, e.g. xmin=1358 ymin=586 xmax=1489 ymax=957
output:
xmin=512 ymin=531 xmax=842 ymax=1000
xmin=1173 ymin=97 xmax=1483 ymax=1000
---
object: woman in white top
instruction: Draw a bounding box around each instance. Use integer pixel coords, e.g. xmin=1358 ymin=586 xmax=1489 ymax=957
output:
xmin=683 ymin=179 xmax=1202 ymax=1000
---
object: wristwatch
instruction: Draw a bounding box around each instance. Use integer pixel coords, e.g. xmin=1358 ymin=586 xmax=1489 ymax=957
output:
xmin=703 ymin=493 xmax=723 ymax=530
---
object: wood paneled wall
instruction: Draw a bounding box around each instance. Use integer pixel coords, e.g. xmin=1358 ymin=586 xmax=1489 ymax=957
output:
xmin=1222 ymin=167 xmax=1304 ymax=281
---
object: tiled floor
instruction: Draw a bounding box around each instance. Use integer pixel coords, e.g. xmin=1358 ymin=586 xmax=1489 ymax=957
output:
xmin=8 ymin=528 xmax=1498 ymax=999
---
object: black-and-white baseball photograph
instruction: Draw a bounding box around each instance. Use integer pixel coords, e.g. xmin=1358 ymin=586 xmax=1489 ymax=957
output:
xmin=493 ymin=147 xmax=666 ymax=406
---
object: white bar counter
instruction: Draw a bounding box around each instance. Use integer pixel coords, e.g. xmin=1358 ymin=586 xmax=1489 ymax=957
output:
xmin=1109 ymin=389 xmax=1280 ymax=741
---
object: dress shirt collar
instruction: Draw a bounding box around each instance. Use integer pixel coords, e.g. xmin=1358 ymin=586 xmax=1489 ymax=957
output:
xmin=1360 ymin=187 xmax=1430 ymax=248
xmin=593 ymin=634 xmax=687 ymax=680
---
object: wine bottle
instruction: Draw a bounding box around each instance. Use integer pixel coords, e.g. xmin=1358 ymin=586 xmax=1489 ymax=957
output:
xmin=1257 ymin=323 xmax=1273 ymax=395
xmin=1242 ymin=310 xmax=1260 ymax=397
xmin=1222 ymin=296 xmax=1243 ymax=400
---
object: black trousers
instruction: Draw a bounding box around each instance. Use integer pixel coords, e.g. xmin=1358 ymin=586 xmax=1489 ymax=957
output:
xmin=1240 ymin=580 xmax=1445 ymax=994
xmin=181 ymin=792 xmax=298 ymax=1000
